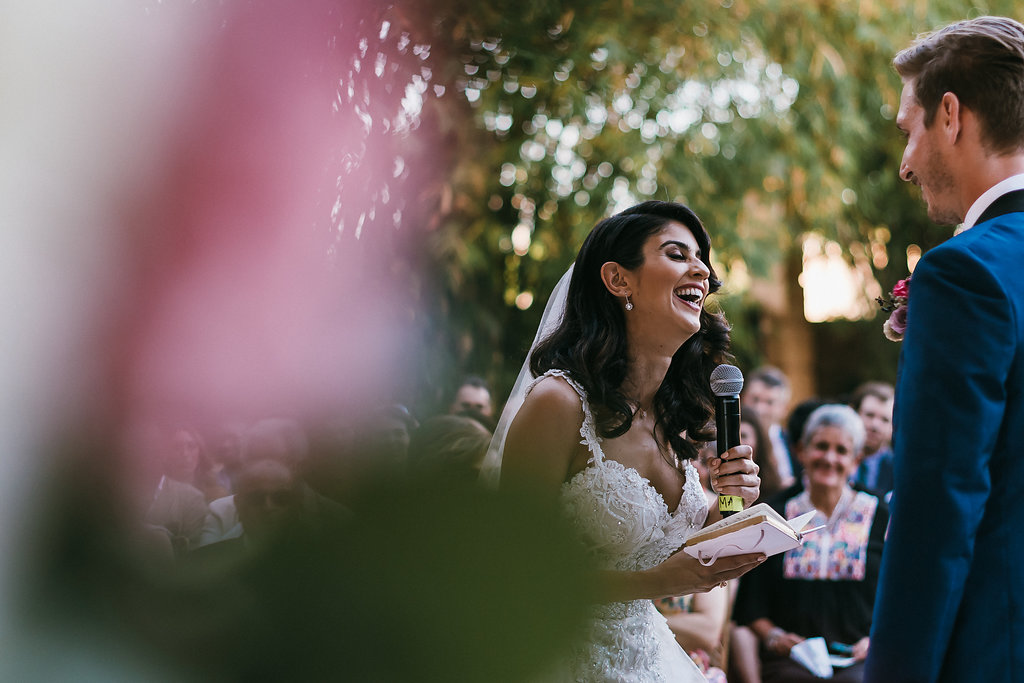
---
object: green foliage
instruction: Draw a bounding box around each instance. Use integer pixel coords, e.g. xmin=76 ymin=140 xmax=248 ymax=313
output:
xmin=391 ymin=0 xmax=1023 ymax=408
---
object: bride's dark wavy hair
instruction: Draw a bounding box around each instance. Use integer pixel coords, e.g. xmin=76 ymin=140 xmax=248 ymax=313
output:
xmin=529 ymin=200 xmax=732 ymax=463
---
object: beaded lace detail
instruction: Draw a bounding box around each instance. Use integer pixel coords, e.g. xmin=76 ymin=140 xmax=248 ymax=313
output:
xmin=526 ymin=370 xmax=708 ymax=682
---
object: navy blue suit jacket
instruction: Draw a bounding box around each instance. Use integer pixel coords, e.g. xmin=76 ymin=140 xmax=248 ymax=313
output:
xmin=866 ymin=191 xmax=1024 ymax=682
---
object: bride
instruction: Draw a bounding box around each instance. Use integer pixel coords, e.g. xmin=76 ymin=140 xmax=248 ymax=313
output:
xmin=485 ymin=201 xmax=764 ymax=681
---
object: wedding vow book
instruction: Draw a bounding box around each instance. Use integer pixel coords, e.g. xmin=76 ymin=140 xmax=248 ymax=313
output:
xmin=682 ymin=503 xmax=820 ymax=566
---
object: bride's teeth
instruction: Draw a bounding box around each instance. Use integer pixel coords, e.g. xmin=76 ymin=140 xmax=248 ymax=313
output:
xmin=675 ymin=287 xmax=703 ymax=303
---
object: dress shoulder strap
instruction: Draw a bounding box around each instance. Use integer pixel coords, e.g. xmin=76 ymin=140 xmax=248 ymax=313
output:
xmin=526 ymin=369 xmax=604 ymax=464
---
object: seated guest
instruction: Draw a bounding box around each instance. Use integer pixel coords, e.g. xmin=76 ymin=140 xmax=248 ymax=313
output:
xmin=197 ymin=492 xmax=244 ymax=548
xmin=784 ymin=397 xmax=829 ymax=485
xmin=146 ymin=475 xmax=208 ymax=557
xmin=451 ymin=405 xmax=496 ymax=433
xmin=723 ymin=405 xmax=785 ymax=683
xmin=195 ymin=456 xmax=347 ymax=560
xmin=447 ymin=375 xmax=494 ymax=420
xmin=233 ymin=457 xmax=304 ymax=548
xmin=197 ymin=417 xmax=324 ymax=547
xmin=742 ymin=366 xmax=796 ymax=488
xmin=848 ymin=382 xmax=895 ymax=499
xmin=169 ymin=425 xmax=230 ymax=502
xmin=407 ymin=415 xmax=492 ymax=484
xmin=185 ymin=455 xmax=307 ymax=627
xmin=740 ymin=405 xmax=783 ymax=506
xmin=209 ymin=419 xmax=248 ymax=493
xmin=145 ymin=425 xmax=214 ymax=556
xmin=307 ymin=404 xmax=418 ymax=510
xmin=733 ymin=404 xmax=888 ymax=682
xmin=361 ymin=403 xmax=417 ymax=471
xmin=655 ymin=590 xmax=730 ymax=683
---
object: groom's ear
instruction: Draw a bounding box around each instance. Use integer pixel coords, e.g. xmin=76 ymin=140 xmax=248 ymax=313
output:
xmin=600 ymin=261 xmax=632 ymax=297
xmin=939 ymin=91 xmax=963 ymax=145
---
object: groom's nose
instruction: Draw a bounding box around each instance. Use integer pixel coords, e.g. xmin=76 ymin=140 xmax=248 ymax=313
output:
xmin=899 ymin=161 xmax=914 ymax=183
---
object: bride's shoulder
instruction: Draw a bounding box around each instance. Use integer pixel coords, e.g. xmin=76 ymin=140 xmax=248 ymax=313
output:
xmin=503 ymin=373 xmax=587 ymax=483
xmin=526 ymin=372 xmax=585 ymax=408
xmin=512 ymin=374 xmax=587 ymax=431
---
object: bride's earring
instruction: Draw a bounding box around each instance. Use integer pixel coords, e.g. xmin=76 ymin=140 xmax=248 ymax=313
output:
xmin=625 ymin=294 xmax=634 ymax=311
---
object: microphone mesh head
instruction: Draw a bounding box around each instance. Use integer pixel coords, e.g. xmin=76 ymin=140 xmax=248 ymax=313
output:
xmin=710 ymin=364 xmax=744 ymax=396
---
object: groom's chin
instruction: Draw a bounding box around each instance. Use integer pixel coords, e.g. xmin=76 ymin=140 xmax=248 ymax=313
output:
xmin=925 ymin=201 xmax=964 ymax=226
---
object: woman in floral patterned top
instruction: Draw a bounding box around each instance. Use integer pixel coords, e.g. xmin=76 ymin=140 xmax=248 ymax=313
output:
xmin=732 ymin=404 xmax=889 ymax=682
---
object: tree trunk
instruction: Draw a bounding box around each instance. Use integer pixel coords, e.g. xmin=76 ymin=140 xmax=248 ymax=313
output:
xmin=754 ymin=245 xmax=816 ymax=406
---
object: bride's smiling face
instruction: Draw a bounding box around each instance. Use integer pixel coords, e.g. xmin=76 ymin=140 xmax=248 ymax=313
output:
xmin=624 ymin=221 xmax=710 ymax=347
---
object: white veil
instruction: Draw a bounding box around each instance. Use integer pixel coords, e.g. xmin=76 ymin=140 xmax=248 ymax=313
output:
xmin=479 ymin=265 xmax=574 ymax=488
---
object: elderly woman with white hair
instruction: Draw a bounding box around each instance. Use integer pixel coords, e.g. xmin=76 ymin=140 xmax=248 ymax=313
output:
xmin=732 ymin=404 xmax=890 ymax=683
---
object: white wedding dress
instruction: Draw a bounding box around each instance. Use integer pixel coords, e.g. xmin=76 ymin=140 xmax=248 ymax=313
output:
xmin=535 ymin=370 xmax=709 ymax=682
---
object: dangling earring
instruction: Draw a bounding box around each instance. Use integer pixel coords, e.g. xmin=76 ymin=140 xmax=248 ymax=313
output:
xmin=625 ymin=294 xmax=634 ymax=311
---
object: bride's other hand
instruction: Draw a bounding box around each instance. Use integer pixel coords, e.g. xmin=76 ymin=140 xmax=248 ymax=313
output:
xmin=649 ymin=549 xmax=766 ymax=598
xmin=710 ymin=445 xmax=760 ymax=508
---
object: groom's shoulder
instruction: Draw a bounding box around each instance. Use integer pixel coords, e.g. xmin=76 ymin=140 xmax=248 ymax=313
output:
xmin=951 ymin=214 xmax=1024 ymax=284
xmin=954 ymin=210 xmax=1024 ymax=257
xmin=916 ymin=226 xmax=1005 ymax=277
xmin=915 ymin=224 xmax=1024 ymax=319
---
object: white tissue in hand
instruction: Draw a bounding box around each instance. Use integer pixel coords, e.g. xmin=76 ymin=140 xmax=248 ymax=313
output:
xmin=790 ymin=637 xmax=833 ymax=678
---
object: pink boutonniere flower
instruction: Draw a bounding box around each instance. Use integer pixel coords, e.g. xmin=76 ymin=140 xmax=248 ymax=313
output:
xmin=877 ymin=276 xmax=911 ymax=342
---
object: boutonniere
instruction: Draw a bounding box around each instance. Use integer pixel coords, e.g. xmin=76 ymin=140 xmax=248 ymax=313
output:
xmin=877 ymin=276 xmax=910 ymax=342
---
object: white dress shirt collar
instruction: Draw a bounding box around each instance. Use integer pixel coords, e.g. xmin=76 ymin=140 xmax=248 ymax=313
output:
xmin=962 ymin=173 xmax=1024 ymax=231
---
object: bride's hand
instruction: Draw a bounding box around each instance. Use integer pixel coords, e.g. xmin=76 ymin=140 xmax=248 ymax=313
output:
xmin=710 ymin=444 xmax=760 ymax=508
xmin=652 ymin=549 xmax=766 ymax=597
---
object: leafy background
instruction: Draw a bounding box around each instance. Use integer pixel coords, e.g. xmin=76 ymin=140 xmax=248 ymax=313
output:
xmin=327 ymin=0 xmax=1022 ymax=413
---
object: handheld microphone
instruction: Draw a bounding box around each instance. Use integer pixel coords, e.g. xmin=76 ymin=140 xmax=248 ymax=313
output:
xmin=710 ymin=364 xmax=745 ymax=517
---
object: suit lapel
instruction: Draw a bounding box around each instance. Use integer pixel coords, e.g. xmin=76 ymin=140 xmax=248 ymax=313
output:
xmin=976 ymin=189 xmax=1024 ymax=225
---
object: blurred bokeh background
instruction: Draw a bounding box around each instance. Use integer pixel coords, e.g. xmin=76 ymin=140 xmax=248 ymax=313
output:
xmin=2 ymin=0 xmax=1020 ymax=679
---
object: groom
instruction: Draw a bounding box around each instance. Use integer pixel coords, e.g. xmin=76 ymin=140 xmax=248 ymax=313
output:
xmin=865 ymin=17 xmax=1024 ymax=682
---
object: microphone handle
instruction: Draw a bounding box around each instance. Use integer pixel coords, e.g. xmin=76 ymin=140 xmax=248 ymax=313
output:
xmin=715 ymin=395 xmax=743 ymax=517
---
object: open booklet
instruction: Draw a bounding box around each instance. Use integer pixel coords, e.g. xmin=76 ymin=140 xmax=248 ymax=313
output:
xmin=682 ymin=503 xmax=822 ymax=566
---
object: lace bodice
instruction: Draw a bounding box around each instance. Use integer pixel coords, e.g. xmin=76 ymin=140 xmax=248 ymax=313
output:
xmin=563 ymin=455 xmax=707 ymax=570
xmin=538 ymin=370 xmax=708 ymax=570
xmin=526 ymin=370 xmax=709 ymax=682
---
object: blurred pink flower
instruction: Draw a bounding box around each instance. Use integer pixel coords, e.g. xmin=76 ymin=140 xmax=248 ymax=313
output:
xmin=879 ymin=276 xmax=911 ymax=342
xmin=108 ymin=2 xmax=417 ymax=425
xmin=886 ymin=304 xmax=908 ymax=338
